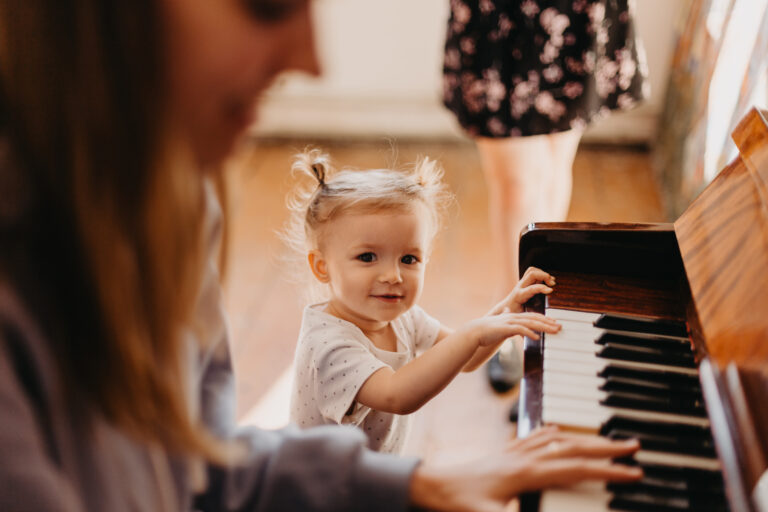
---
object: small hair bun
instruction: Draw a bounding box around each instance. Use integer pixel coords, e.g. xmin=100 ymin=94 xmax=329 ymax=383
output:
xmin=311 ymin=162 xmax=326 ymax=186
xmin=291 ymin=148 xmax=332 ymax=190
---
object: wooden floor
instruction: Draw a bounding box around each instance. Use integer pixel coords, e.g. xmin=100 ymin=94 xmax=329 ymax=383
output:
xmin=222 ymin=139 xmax=666 ymax=461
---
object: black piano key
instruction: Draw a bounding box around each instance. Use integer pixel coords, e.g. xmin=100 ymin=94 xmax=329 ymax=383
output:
xmin=603 ymin=428 xmax=716 ymax=457
xmin=594 ymin=314 xmax=688 ymax=338
xmin=598 ymin=366 xmax=701 ymax=391
xmin=610 ymin=473 xmax=723 ymax=496
xmin=608 ymin=487 xmax=728 ymax=512
xmin=601 ymin=417 xmax=714 ymax=446
xmin=597 ymin=343 xmax=697 ymax=368
xmin=600 ymin=391 xmax=707 ymax=416
xmin=608 ymin=490 xmax=693 ymax=511
xmin=600 ymin=377 xmax=702 ymax=399
xmin=596 ymin=332 xmax=693 ymax=354
xmin=612 ymin=458 xmax=726 ymax=491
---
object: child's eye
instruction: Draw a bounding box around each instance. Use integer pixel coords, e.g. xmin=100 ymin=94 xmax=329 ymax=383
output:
xmin=401 ymin=255 xmax=420 ymax=265
xmin=356 ymin=252 xmax=376 ymax=263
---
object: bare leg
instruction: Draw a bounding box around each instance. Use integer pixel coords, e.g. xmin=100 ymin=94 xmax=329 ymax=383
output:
xmin=476 ymin=129 xmax=583 ymax=394
xmin=476 ymin=129 xmax=582 ymax=292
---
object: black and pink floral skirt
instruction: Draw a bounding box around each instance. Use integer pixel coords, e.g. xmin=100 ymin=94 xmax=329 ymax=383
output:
xmin=443 ymin=0 xmax=648 ymax=138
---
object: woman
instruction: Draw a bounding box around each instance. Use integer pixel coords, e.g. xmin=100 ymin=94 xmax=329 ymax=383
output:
xmin=442 ymin=0 xmax=648 ymax=393
xmin=0 ymin=1 xmax=642 ymax=510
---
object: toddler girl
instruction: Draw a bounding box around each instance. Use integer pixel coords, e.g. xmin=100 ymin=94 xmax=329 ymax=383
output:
xmin=286 ymin=149 xmax=560 ymax=453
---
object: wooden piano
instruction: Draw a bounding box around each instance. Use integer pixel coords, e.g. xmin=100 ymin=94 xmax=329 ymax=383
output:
xmin=518 ymin=107 xmax=768 ymax=512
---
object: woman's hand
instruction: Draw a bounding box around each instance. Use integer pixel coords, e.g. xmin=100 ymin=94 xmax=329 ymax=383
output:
xmin=409 ymin=426 xmax=642 ymax=512
xmin=462 ymin=311 xmax=560 ymax=348
xmin=491 ymin=267 xmax=556 ymax=315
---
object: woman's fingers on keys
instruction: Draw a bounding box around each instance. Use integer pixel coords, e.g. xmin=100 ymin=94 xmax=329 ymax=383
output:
xmin=508 ymin=426 xmax=561 ymax=452
xmin=528 ymin=458 xmax=643 ymax=490
xmin=537 ymin=436 xmax=640 ymax=460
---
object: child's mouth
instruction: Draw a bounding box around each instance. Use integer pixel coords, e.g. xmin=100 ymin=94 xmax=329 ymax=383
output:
xmin=373 ymin=294 xmax=403 ymax=303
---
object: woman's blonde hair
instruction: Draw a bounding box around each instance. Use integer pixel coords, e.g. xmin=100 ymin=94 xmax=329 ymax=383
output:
xmin=282 ymin=148 xmax=454 ymax=301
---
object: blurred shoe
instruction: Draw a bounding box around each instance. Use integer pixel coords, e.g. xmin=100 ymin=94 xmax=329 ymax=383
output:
xmin=508 ymin=398 xmax=519 ymax=423
xmin=486 ymin=339 xmax=523 ymax=393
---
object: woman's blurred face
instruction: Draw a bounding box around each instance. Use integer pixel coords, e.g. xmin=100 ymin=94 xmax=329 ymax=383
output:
xmin=162 ymin=0 xmax=319 ymax=168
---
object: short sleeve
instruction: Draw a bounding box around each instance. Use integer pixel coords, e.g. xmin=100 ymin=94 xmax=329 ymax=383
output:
xmin=311 ymin=339 xmax=387 ymax=424
xmin=407 ymin=306 xmax=442 ymax=355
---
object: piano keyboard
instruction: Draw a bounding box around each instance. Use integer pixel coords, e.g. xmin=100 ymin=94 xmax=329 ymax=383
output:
xmin=537 ymin=308 xmax=729 ymax=511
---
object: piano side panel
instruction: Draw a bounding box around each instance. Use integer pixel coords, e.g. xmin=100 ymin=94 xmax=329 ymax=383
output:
xmin=675 ymin=108 xmax=768 ymax=368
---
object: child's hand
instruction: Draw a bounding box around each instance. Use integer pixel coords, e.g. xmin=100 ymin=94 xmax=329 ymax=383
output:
xmin=463 ymin=311 xmax=560 ymax=347
xmin=493 ymin=266 xmax=556 ymax=315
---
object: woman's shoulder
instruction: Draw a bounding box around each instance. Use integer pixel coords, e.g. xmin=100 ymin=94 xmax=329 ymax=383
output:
xmin=0 ymin=277 xmax=62 ymax=400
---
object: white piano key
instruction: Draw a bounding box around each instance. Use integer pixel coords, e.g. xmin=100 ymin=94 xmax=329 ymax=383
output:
xmin=543 ymin=372 xmax=605 ymax=390
xmin=544 ymin=333 xmax=600 ymax=353
xmin=542 ymin=394 xmax=711 ymax=428
xmin=635 ymin=449 xmax=721 ymax=471
xmin=547 ymin=308 xmax=691 ymax=342
xmin=539 ymin=482 xmax=611 ymax=511
xmin=543 ymin=347 xmax=700 ymax=376
xmin=543 ymin=380 xmax=607 ymax=401
xmin=546 ymin=308 xmax=601 ymax=323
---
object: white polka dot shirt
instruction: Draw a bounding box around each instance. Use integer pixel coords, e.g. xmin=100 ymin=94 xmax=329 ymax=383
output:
xmin=289 ymin=303 xmax=441 ymax=453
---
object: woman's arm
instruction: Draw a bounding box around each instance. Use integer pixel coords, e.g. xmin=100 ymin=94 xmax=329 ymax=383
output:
xmin=409 ymin=427 xmax=643 ymax=512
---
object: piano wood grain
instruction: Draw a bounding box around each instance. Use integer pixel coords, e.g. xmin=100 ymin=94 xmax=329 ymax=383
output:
xmin=675 ymin=107 xmax=768 ymax=368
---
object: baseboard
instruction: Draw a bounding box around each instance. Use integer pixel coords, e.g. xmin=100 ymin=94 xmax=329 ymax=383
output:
xmin=251 ymin=94 xmax=658 ymax=144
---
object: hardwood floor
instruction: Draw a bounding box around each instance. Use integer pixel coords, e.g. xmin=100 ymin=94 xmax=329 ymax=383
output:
xmin=221 ymin=139 xmax=665 ymax=461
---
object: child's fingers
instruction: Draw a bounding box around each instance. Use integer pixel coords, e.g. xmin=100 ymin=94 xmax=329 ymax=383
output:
xmin=519 ymin=267 xmax=555 ymax=287
xmin=515 ymin=283 xmax=554 ymax=302
xmin=506 ymin=312 xmax=560 ymax=331
xmin=511 ymin=318 xmax=560 ymax=335
xmin=500 ymin=315 xmax=560 ymax=335
xmin=511 ymin=326 xmax=539 ymax=340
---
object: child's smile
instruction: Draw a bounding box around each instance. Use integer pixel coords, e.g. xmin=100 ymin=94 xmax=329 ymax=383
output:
xmin=312 ymin=206 xmax=433 ymax=335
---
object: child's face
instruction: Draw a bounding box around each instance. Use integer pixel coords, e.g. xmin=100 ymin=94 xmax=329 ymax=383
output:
xmin=313 ymin=207 xmax=432 ymax=329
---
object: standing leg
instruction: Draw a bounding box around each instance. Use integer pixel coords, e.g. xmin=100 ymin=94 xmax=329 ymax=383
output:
xmin=475 ymin=129 xmax=582 ymax=395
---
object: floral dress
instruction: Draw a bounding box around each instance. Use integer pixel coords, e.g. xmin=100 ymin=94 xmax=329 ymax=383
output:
xmin=443 ymin=0 xmax=649 ymax=138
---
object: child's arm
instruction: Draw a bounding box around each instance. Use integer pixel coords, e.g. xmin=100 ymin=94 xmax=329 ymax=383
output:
xmin=354 ymin=310 xmax=559 ymax=415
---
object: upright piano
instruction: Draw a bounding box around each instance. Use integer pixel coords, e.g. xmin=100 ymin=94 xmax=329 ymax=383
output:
xmin=518 ymin=107 xmax=768 ymax=512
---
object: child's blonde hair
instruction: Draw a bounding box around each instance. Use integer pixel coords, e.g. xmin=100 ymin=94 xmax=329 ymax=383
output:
xmin=282 ymin=148 xmax=454 ymax=301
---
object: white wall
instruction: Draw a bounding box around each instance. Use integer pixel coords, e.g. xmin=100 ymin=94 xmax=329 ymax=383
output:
xmin=252 ymin=0 xmax=687 ymax=143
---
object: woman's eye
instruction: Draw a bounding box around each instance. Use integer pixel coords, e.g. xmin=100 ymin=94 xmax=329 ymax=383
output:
xmin=242 ymin=0 xmax=306 ymax=22
xmin=356 ymin=252 xmax=376 ymax=263
xmin=401 ymin=255 xmax=419 ymax=265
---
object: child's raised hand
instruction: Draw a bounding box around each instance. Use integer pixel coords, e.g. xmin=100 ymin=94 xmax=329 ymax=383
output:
xmin=463 ymin=310 xmax=560 ymax=347
xmin=493 ymin=266 xmax=556 ymax=315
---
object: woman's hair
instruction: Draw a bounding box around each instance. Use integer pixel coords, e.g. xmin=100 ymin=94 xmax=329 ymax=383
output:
xmin=0 ymin=0 xmax=217 ymax=458
xmin=283 ymin=148 xmax=454 ymax=301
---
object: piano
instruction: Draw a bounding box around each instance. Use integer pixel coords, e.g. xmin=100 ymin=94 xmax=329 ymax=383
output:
xmin=517 ymin=107 xmax=768 ymax=512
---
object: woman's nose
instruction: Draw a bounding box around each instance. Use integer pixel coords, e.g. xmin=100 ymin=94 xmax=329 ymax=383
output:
xmin=284 ymin=3 xmax=321 ymax=77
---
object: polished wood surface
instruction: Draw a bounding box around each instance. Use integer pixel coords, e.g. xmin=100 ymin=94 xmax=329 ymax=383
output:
xmin=675 ymin=108 xmax=768 ymax=368
xmin=519 ymin=223 xmax=687 ymax=320
xmin=517 ymin=108 xmax=768 ymax=512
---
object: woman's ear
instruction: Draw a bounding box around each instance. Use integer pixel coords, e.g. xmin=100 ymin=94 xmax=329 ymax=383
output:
xmin=308 ymin=251 xmax=330 ymax=283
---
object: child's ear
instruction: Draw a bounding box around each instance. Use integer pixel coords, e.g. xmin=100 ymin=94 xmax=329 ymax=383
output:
xmin=308 ymin=251 xmax=330 ymax=283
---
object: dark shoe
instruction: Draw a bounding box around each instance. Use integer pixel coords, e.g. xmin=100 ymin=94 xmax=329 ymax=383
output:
xmin=486 ymin=352 xmax=520 ymax=393
xmin=508 ymin=398 xmax=520 ymax=423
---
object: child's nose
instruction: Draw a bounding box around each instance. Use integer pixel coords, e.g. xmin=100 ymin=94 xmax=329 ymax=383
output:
xmin=379 ymin=263 xmax=403 ymax=284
